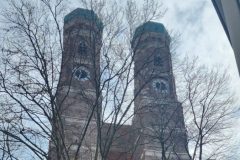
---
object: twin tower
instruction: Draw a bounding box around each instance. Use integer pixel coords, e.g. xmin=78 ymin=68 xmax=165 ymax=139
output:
xmin=49 ymin=8 xmax=190 ymax=160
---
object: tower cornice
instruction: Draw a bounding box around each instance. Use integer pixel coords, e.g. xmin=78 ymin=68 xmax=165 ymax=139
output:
xmin=64 ymin=8 xmax=103 ymax=30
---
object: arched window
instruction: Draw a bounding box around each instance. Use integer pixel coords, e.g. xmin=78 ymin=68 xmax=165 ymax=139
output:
xmin=152 ymin=79 xmax=169 ymax=94
xmin=78 ymin=42 xmax=87 ymax=55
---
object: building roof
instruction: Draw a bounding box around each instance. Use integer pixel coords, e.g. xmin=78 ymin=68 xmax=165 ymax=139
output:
xmin=133 ymin=21 xmax=167 ymax=37
xmin=64 ymin=8 xmax=103 ymax=29
xmin=132 ymin=21 xmax=169 ymax=43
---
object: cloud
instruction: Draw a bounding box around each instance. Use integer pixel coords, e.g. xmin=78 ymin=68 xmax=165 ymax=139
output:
xmin=161 ymin=0 xmax=240 ymax=155
xmin=161 ymin=0 xmax=240 ymax=89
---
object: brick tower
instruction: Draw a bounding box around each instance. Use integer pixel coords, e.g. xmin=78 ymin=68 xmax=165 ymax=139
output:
xmin=132 ymin=22 xmax=190 ymax=160
xmin=49 ymin=8 xmax=190 ymax=160
xmin=48 ymin=8 xmax=102 ymax=160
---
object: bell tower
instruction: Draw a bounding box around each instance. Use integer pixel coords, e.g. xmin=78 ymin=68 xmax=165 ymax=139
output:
xmin=49 ymin=8 xmax=102 ymax=160
xmin=132 ymin=22 xmax=190 ymax=160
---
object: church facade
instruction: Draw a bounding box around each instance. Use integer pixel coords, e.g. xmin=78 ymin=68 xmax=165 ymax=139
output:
xmin=48 ymin=8 xmax=190 ymax=160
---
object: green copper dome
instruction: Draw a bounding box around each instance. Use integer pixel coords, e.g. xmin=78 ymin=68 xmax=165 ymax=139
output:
xmin=64 ymin=8 xmax=103 ymax=29
xmin=133 ymin=21 xmax=167 ymax=40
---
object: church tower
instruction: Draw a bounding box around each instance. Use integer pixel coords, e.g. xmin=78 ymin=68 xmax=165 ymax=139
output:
xmin=132 ymin=22 xmax=190 ymax=160
xmin=49 ymin=8 xmax=190 ymax=160
xmin=48 ymin=8 xmax=102 ymax=160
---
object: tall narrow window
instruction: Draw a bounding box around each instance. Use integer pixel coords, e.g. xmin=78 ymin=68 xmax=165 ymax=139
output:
xmin=78 ymin=42 xmax=87 ymax=55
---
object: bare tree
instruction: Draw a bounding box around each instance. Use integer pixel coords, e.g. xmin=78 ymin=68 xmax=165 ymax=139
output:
xmin=0 ymin=0 xmax=236 ymax=160
xmin=0 ymin=0 xmax=168 ymax=159
xmin=176 ymin=57 xmax=235 ymax=160
xmin=140 ymin=55 xmax=236 ymax=160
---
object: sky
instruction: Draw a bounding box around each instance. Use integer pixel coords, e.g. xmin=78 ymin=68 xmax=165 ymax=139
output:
xmin=161 ymin=0 xmax=240 ymax=155
xmin=161 ymin=0 xmax=240 ymax=93
xmin=0 ymin=0 xmax=239 ymax=157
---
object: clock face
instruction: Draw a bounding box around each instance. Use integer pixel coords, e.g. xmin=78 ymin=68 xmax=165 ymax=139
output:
xmin=152 ymin=79 xmax=169 ymax=94
xmin=73 ymin=66 xmax=90 ymax=81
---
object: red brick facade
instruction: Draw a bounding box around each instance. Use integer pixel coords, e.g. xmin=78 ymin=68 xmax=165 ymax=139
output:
xmin=49 ymin=8 xmax=190 ymax=160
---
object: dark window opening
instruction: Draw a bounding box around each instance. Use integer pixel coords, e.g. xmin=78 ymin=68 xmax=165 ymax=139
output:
xmin=74 ymin=69 xmax=88 ymax=79
xmin=80 ymin=70 xmax=88 ymax=79
xmin=155 ymin=82 xmax=161 ymax=90
xmin=75 ymin=70 xmax=81 ymax=77
xmin=78 ymin=42 xmax=87 ymax=55
xmin=161 ymin=82 xmax=167 ymax=92
xmin=154 ymin=81 xmax=169 ymax=93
